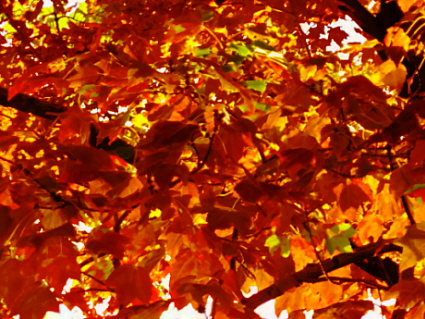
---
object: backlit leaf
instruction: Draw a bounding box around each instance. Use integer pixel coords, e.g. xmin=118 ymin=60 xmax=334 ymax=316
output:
xmin=242 ymin=80 xmax=267 ymax=93
xmin=11 ymin=284 xmax=59 ymax=319
xmin=339 ymin=184 xmax=371 ymax=212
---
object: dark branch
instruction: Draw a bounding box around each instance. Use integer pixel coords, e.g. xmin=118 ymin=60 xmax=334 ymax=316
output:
xmin=338 ymin=0 xmax=403 ymax=43
xmin=0 ymin=87 xmax=66 ymax=120
xmin=113 ymin=210 xmax=132 ymax=232
xmin=338 ymin=0 xmax=386 ymax=42
xmin=242 ymin=241 xmax=401 ymax=309
xmin=81 ymin=271 xmax=115 ymax=291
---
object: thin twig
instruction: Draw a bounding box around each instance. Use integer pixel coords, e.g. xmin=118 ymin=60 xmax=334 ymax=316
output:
xmin=113 ymin=210 xmax=131 ymax=232
xmin=79 ymin=253 xmax=108 ymax=268
xmin=202 ymin=26 xmax=224 ymax=50
xmin=303 ymin=218 xmax=338 ymax=285
xmin=53 ymin=9 xmax=62 ymax=34
xmin=329 ymin=168 xmax=358 ymax=178
xmin=81 ymin=271 xmax=114 ymax=290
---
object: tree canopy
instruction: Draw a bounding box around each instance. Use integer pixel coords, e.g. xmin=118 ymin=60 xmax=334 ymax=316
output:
xmin=1 ymin=0 xmax=425 ymax=318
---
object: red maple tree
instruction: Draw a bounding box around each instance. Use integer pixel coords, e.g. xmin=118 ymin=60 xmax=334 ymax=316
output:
xmin=1 ymin=0 xmax=425 ymax=318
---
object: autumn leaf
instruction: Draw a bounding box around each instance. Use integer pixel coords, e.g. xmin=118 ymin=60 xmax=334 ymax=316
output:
xmin=10 ymin=283 xmax=59 ymax=319
xmin=339 ymin=183 xmax=371 ymax=212
xmin=325 ymin=223 xmax=356 ymax=254
xmin=397 ymin=222 xmax=425 ymax=271
xmin=1 ymin=0 xmax=425 ymax=318
xmin=313 ymin=300 xmax=374 ymax=319
xmin=386 ymin=279 xmax=425 ymax=309
xmin=106 ymin=264 xmax=153 ymax=306
xmin=86 ymin=230 xmax=130 ymax=259
xmin=0 ymin=259 xmax=27 ymax=306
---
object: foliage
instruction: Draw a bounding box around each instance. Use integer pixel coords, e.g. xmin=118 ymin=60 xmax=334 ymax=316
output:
xmin=1 ymin=0 xmax=425 ymax=318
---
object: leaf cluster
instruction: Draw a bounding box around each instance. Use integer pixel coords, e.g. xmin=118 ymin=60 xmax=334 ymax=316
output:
xmin=1 ymin=0 xmax=425 ymax=318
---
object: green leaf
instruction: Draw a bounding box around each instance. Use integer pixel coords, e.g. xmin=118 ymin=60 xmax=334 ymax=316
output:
xmin=242 ymin=80 xmax=267 ymax=93
xmin=265 ymin=234 xmax=280 ymax=247
xmin=330 ymin=223 xmax=356 ymax=237
xmin=252 ymin=40 xmax=275 ymax=51
xmin=256 ymin=103 xmax=270 ymax=112
xmin=201 ymin=10 xmax=214 ymax=22
xmin=173 ymin=24 xmax=186 ymax=34
xmin=229 ymin=55 xmax=245 ymax=66
xmin=222 ymin=64 xmax=236 ymax=73
xmin=196 ymin=48 xmax=210 ymax=57
xmin=78 ymin=84 xmax=96 ymax=95
xmin=406 ymin=184 xmax=425 ymax=193
xmin=230 ymin=43 xmax=253 ymax=57
xmin=326 ymin=224 xmax=356 ymax=254
xmin=237 ymin=105 xmax=247 ymax=112
xmin=280 ymin=237 xmax=291 ymax=258
xmin=326 ymin=235 xmax=353 ymax=254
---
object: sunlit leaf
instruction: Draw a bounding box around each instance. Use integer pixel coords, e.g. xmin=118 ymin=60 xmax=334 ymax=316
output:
xmin=326 ymin=224 xmax=356 ymax=254
xmin=0 ymin=0 xmax=424 ymax=317
xmin=242 ymin=80 xmax=266 ymax=92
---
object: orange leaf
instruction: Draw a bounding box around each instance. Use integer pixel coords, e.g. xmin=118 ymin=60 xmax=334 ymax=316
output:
xmin=313 ymin=300 xmax=373 ymax=319
xmin=387 ymin=279 xmax=425 ymax=309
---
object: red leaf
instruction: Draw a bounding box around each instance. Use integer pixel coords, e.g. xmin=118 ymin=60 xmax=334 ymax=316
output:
xmin=11 ymin=284 xmax=59 ymax=319
xmin=63 ymin=288 xmax=91 ymax=313
xmin=390 ymin=165 xmax=415 ymax=197
xmin=139 ymin=121 xmax=198 ymax=149
xmin=0 ymin=259 xmax=27 ymax=306
xmin=339 ymin=184 xmax=371 ymax=212
xmin=328 ymin=27 xmax=349 ymax=46
xmin=86 ymin=230 xmax=130 ymax=259
xmin=235 ymin=179 xmax=265 ymax=203
xmin=106 ymin=264 xmax=153 ymax=306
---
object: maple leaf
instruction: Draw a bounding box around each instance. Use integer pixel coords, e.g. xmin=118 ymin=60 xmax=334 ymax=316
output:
xmin=10 ymin=283 xmax=59 ymax=319
xmin=1 ymin=0 xmax=425 ymax=318
xmin=397 ymin=222 xmax=425 ymax=271
xmin=106 ymin=264 xmax=153 ymax=306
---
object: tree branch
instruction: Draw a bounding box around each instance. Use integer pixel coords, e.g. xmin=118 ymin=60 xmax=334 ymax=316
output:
xmin=0 ymin=87 xmax=66 ymax=120
xmin=242 ymin=241 xmax=401 ymax=309
xmin=338 ymin=0 xmax=386 ymax=41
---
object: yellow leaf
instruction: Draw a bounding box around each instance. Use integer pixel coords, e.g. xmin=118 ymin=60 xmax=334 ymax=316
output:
xmin=370 ymin=60 xmax=407 ymax=93
xmin=132 ymin=113 xmax=149 ymax=129
xmin=299 ymin=64 xmax=317 ymax=82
